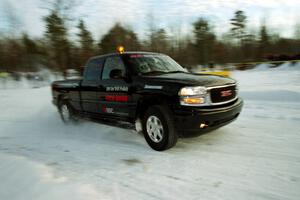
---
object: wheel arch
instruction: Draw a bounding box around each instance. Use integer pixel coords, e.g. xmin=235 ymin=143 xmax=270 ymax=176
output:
xmin=135 ymin=94 xmax=174 ymax=120
xmin=57 ymin=93 xmax=72 ymax=109
xmin=57 ymin=94 xmax=67 ymax=104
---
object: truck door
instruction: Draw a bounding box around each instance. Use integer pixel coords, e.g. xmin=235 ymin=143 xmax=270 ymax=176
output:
xmin=81 ymin=58 xmax=104 ymax=113
xmin=99 ymin=55 xmax=133 ymax=119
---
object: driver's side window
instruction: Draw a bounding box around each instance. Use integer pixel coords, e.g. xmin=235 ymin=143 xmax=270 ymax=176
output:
xmin=102 ymin=56 xmax=125 ymax=80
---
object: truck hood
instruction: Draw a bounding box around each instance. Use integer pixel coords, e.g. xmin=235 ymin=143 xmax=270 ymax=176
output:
xmin=141 ymin=72 xmax=235 ymax=87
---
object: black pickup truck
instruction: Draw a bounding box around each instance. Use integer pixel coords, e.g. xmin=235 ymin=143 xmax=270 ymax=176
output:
xmin=52 ymin=51 xmax=243 ymax=151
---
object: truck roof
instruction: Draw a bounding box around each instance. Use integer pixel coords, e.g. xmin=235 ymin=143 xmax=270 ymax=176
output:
xmin=89 ymin=51 xmax=163 ymax=60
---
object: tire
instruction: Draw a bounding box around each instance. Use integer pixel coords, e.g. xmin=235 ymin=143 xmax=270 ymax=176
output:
xmin=142 ymin=105 xmax=178 ymax=151
xmin=58 ymin=100 xmax=77 ymax=124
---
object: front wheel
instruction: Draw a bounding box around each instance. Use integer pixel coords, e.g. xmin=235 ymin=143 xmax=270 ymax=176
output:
xmin=58 ymin=100 xmax=77 ymax=124
xmin=142 ymin=105 xmax=178 ymax=151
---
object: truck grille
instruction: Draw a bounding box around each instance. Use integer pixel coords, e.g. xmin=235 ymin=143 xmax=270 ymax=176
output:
xmin=210 ymin=85 xmax=236 ymax=103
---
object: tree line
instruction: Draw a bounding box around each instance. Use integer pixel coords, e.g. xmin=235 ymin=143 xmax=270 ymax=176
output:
xmin=0 ymin=8 xmax=300 ymax=72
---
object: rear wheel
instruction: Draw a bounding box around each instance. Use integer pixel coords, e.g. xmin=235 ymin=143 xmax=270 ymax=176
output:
xmin=58 ymin=100 xmax=77 ymax=124
xmin=142 ymin=105 xmax=177 ymax=151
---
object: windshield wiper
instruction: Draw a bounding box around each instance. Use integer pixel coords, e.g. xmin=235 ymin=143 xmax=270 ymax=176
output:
xmin=141 ymin=71 xmax=167 ymax=75
xmin=142 ymin=70 xmax=186 ymax=75
xmin=167 ymin=70 xmax=186 ymax=73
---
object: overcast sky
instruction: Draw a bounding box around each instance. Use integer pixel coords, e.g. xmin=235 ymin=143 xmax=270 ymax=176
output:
xmin=0 ymin=0 xmax=299 ymax=39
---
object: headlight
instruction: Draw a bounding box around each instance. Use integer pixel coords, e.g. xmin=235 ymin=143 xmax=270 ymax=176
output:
xmin=178 ymin=86 xmax=207 ymax=96
xmin=179 ymin=86 xmax=207 ymax=106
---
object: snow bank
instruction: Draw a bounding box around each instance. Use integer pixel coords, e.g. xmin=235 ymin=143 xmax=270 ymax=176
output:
xmin=251 ymin=63 xmax=275 ymax=71
xmin=251 ymin=61 xmax=300 ymax=71
xmin=275 ymin=62 xmax=300 ymax=71
xmin=232 ymin=68 xmax=300 ymax=93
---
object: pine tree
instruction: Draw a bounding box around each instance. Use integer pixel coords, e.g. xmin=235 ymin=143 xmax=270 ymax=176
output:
xmin=230 ymin=10 xmax=251 ymax=61
xmin=149 ymin=28 xmax=169 ymax=53
xmin=99 ymin=23 xmax=140 ymax=54
xmin=44 ymin=11 xmax=70 ymax=70
xmin=230 ymin=10 xmax=247 ymax=44
xmin=77 ymin=20 xmax=94 ymax=65
xmin=295 ymin=24 xmax=300 ymax=40
xmin=258 ymin=25 xmax=270 ymax=60
xmin=193 ymin=18 xmax=216 ymax=65
xmin=21 ymin=33 xmax=39 ymax=71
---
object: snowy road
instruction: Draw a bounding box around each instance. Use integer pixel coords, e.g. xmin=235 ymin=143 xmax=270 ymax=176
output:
xmin=0 ymin=69 xmax=300 ymax=200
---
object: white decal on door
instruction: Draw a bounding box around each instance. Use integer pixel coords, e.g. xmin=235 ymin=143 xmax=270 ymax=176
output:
xmin=144 ymin=85 xmax=163 ymax=89
xmin=106 ymin=86 xmax=128 ymax=92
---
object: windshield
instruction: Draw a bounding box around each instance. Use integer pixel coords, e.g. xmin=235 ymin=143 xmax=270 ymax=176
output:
xmin=126 ymin=54 xmax=186 ymax=75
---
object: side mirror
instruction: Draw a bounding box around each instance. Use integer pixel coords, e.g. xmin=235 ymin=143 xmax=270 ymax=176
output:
xmin=109 ymin=69 xmax=123 ymax=79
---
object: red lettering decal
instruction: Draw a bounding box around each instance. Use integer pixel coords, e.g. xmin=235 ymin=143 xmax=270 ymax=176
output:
xmin=115 ymin=95 xmax=128 ymax=102
xmin=105 ymin=95 xmax=128 ymax=102
xmin=105 ymin=95 xmax=115 ymax=101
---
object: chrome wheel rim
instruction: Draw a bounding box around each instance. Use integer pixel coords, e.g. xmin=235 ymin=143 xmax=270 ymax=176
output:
xmin=61 ymin=104 xmax=70 ymax=121
xmin=146 ymin=115 xmax=164 ymax=143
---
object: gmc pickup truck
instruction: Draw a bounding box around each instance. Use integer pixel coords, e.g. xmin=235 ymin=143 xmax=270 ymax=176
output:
xmin=51 ymin=50 xmax=243 ymax=151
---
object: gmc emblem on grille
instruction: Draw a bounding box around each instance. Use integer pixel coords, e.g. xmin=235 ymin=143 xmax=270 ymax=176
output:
xmin=220 ymin=90 xmax=232 ymax=97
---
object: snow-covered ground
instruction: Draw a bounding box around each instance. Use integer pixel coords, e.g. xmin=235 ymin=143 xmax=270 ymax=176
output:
xmin=0 ymin=66 xmax=300 ymax=200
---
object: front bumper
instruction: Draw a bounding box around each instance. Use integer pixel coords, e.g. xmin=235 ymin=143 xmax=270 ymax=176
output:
xmin=173 ymin=98 xmax=243 ymax=137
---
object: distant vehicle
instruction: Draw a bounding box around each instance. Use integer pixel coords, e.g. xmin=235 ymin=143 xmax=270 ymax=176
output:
xmin=0 ymin=71 xmax=9 ymax=78
xmin=51 ymin=47 xmax=243 ymax=151
xmin=198 ymin=69 xmax=231 ymax=77
xmin=195 ymin=63 xmax=231 ymax=77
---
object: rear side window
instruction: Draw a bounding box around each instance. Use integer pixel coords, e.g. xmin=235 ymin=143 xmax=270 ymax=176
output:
xmin=84 ymin=58 xmax=104 ymax=81
xmin=102 ymin=56 xmax=125 ymax=80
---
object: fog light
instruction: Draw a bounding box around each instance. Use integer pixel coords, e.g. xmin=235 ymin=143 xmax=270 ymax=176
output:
xmin=200 ymin=123 xmax=208 ymax=129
